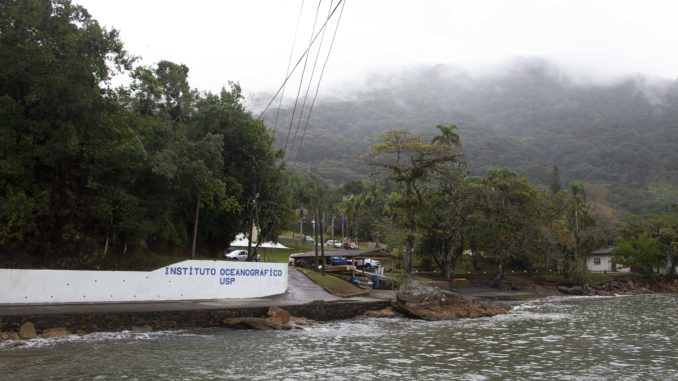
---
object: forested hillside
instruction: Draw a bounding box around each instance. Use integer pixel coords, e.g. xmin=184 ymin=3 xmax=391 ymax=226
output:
xmin=266 ymin=59 xmax=678 ymax=213
xmin=0 ymin=0 xmax=289 ymax=268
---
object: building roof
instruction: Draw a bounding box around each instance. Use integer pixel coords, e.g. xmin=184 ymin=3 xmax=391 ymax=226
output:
xmin=229 ymin=233 xmax=290 ymax=249
xmin=590 ymin=247 xmax=614 ymax=255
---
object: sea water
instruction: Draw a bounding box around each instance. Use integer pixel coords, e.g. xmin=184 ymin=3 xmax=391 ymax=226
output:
xmin=2 ymin=294 xmax=677 ymax=380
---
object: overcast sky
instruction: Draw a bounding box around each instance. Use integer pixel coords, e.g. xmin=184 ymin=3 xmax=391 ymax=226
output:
xmin=76 ymin=0 xmax=678 ymax=95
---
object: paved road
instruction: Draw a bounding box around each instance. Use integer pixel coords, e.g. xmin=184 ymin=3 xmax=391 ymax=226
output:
xmin=0 ymin=268 xmax=353 ymax=316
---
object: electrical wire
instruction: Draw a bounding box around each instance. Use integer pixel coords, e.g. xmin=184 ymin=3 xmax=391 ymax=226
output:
xmin=256 ymin=0 xmax=346 ymax=242
xmin=257 ymin=0 xmax=344 ymax=121
xmin=282 ymin=0 xmax=323 ymax=158
xmin=288 ymin=0 xmax=334 ymax=163
xmin=290 ymin=0 xmax=346 ymax=167
xmin=271 ymin=0 xmax=306 ymax=136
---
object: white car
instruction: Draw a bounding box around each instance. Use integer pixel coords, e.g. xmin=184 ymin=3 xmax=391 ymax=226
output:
xmin=325 ymin=240 xmax=342 ymax=248
xmin=359 ymin=258 xmax=381 ymax=270
xmin=225 ymin=249 xmax=248 ymax=261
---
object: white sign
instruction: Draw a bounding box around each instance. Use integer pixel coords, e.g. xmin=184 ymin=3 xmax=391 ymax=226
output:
xmin=0 ymin=260 xmax=288 ymax=304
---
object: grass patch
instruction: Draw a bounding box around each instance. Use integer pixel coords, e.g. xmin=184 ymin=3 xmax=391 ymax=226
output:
xmin=296 ymin=267 xmax=366 ymax=297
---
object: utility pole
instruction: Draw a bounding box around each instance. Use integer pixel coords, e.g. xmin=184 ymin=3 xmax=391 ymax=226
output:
xmin=313 ymin=213 xmax=318 ymax=267
xmin=320 ymin=212 xmax=326 ymax=275
xmin=299 ymin=209 xmax=304 ymax=247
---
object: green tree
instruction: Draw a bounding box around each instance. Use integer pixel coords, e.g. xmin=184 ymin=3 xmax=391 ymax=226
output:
xmin=551 ymin=165 xmax=561 ymax=195
xmin=362 ymin=128 xmax=460 ymax=272
xmin=480 ymin=168 xmax=542 ymax=286
xmin=0 ymin=0 xmax=136 ymax=265
xmin=431 ymin=124 xmax=461 ymax=148
xmin=612 ymin=233 xmax=664 ymax=273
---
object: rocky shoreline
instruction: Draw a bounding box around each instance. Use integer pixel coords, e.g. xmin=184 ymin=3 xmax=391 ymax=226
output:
xmin=558 ymin=278 xmax=678 ymax=296
xmin=0 ymin=300 xmax=391 ymax=340
xmin=2 ymin=278 xmax=676 ymax=340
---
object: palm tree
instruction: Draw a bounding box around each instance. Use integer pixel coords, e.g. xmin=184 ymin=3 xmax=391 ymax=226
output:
xmin=564 ymin=182 xmax=590 ymax=279
xmin=431 ymin=124 xmax=461 ymax=147
xmin=567 ymin=182 xmax=586 ymax=248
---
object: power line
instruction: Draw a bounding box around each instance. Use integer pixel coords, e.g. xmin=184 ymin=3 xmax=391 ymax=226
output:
xmin=271 ymin=0 xmax=306 ymax=136
xmin=282 ymin=0 xmax=323 ymax=158
xmin=290 ymin=0 xmax=346 ymax=167
xmin=251 ymin=0 xmax=305 ymax=233
xmin=257 ymin=0 xmax=344 ymax=121
xmin=288 ymin=0 xmax=335 ymax=162
xmin=256 ymin=0 xmax=346 ymax=241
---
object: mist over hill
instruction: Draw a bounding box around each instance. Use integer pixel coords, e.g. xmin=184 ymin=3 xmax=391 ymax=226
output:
xmin=263 ymin=59 xmax=678 ymax=213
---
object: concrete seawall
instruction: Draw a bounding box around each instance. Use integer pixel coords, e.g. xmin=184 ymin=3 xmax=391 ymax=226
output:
xmin=0 ymin=300 xmax=391 ymax=335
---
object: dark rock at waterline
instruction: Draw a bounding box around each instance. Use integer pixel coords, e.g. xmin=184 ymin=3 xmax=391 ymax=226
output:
xmin=557 ymin=285 xmax=585 ymax=295
xmin=582 ymin=277 xmax=678 ymax=295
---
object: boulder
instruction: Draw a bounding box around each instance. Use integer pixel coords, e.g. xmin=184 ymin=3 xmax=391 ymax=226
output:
xmin=393 ymin=289 xmax=508 ymax=321
xmin=222 ymin=317 xmax=292 ymax=330
xmin=41 ymin=328 xmax=71 ymax=338
xmin=557 ymin=285 xmax=585 ymax=295
xmin=0 ymin=331 xmax=18 ymax=340
xmin=266 ymin=307 xmax=290 ymax=324
xmin=131 ymin=325 xmax=153 ymax=333
xmin=288 ymin=316 xmax=316 ymax=328
xmin=394 ymin=298 xmax=507 ymax=321
xmin=19 ymin=322 xmax=37 ymax=340
xmin=364 ymin=307 xmax=398 ymax=318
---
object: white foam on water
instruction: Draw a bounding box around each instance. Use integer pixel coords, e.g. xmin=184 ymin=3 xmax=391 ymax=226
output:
xmin=0 ymin=329 xmax=195 ymax=351
xmin=461 ymin=373 xmax=488 ymax=381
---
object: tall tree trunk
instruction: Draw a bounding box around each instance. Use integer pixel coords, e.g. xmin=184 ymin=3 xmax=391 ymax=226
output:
xmin=492 ymin=255 xmax=504 ymax=288
xmin=431 ymin=245 xmax=444 ymax=274
xmin=103 ymin=213 xmax=113 ymax=258
xmin=190 ymin=197 xmax=200 ymax=259
xmin=405 ymin=229 xmax=415 ymax=273
xmin=247 ymin=213 xmax=254 ymax=261
xmin=442 ymin=242 xmax=451 ymax=280
xmin=448 ymin=236 xmax=464 ymax=280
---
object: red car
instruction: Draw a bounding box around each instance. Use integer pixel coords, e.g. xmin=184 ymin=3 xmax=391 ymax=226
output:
xmin=342 ymin=242 xmax=359 ymax=250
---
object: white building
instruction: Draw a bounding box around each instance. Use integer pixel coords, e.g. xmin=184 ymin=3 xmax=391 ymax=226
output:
xmin=586 ymin=247 xmax=630 ymax=273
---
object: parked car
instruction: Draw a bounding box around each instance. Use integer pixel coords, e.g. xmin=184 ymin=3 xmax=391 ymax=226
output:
xmin=225 ymin=250 xmax=259 ymax=261
xmin=342 ymin=242 xmax=359 ymax=250
xmin=358 ymin=258 xmax=381 ymax=270
xmin=225 ymin=249 xmax=248 ymax=261
xmin=325 ymin=239 xmax=342 ymax=248
xmin=303 ymin=235 xmax=315 ymax=244
xmin=330 ymin=256 xmax=352 ymax=266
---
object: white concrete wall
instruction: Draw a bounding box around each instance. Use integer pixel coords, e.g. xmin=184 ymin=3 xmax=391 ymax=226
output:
xmin=0 ymin=260 xmax=287 ymax=304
